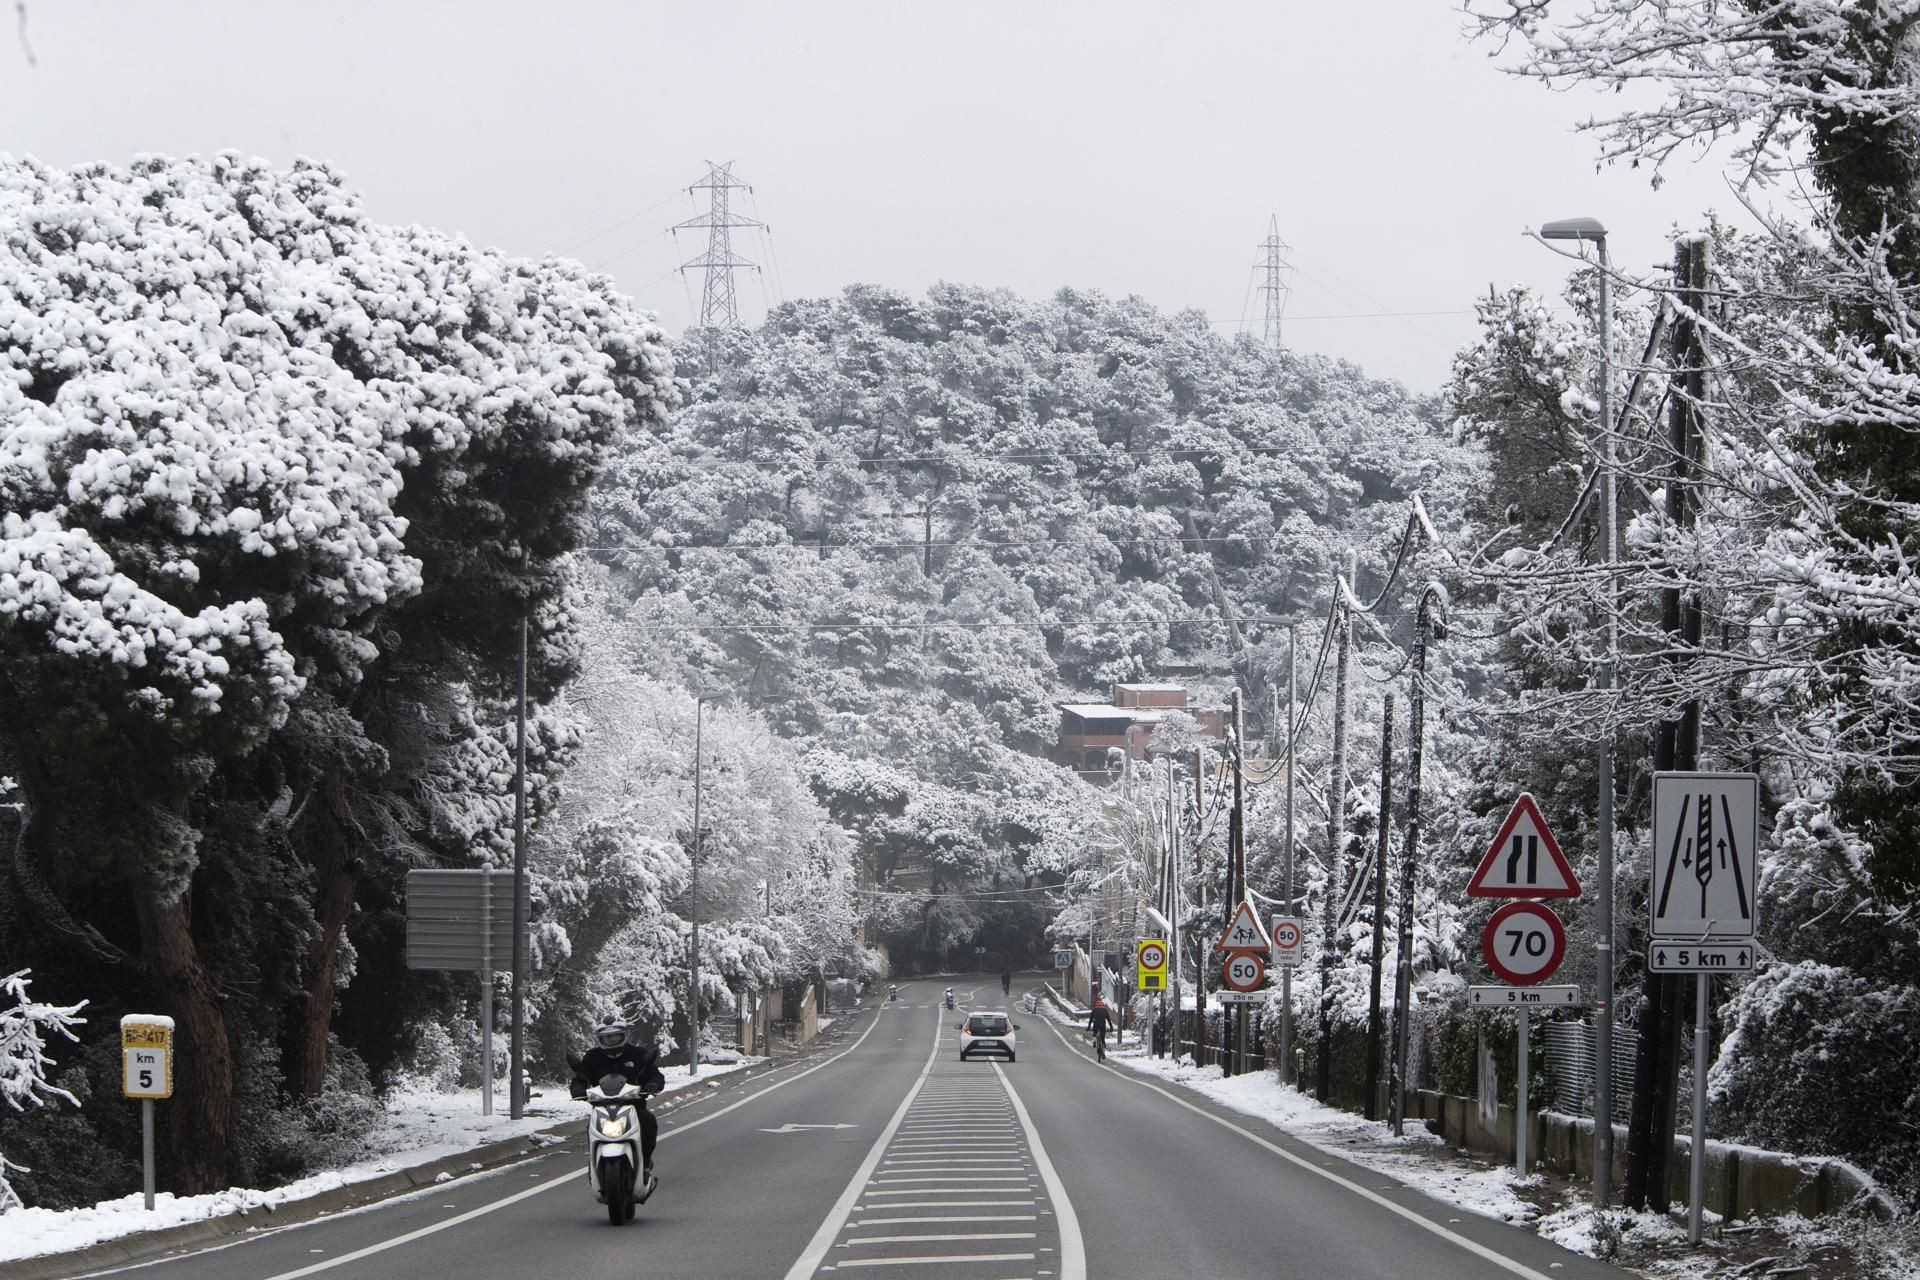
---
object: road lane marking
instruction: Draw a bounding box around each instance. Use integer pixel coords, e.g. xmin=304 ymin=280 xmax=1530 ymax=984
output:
xmin=783 ymin=1013 xmax=946 ymax=1279
xmin=991 ymin=1061 xmax=1086 ymax=1280
xmin=835 ymin=1253 xmax=1036 ymax=1268
xmin=243 ymin=1001 xmax=900 ymax=1280
xmin=853 ymin=1215 xmax=1038 ymax=1224
xmin=1037 ymin=1018 xmax=1565 ymax=1280
xmin=846 ymin=1232 xmax=1037 ymax=1244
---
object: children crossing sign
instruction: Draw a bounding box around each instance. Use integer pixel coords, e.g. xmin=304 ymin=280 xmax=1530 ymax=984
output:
xmin=1214 ymin=899 xmax=1271 ymax=953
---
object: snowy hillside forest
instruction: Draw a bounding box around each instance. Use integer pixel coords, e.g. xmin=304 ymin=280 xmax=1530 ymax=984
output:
xmin=3 ymin=0 xmax=1919 ymax=1223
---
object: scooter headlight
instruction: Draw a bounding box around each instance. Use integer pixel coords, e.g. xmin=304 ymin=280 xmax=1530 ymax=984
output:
xmin=596 ymin=1113 xmax=633 ymax=1139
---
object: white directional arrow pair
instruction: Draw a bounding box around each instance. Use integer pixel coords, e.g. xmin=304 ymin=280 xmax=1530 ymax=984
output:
xmin=758 ymin=1123 xmax=859 ymax=1134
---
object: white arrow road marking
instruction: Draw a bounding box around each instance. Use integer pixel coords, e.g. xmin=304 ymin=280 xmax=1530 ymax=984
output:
xmin=761 ymin=1123 xmax=860 ymax=1133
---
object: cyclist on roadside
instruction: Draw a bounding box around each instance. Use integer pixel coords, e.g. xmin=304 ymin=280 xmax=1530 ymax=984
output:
xmin=1087 ymin=998 xmax=1112 ymax=1062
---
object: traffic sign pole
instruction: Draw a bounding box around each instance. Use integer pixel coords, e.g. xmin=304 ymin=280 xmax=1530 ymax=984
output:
xmin=142 ymin=1098 xmax=155 ymax=1210
xmin=1689 ymin=974 xmax=1708 ymax=1245
xmin=1516 ymin=1005 xmax=1530 ymax=1178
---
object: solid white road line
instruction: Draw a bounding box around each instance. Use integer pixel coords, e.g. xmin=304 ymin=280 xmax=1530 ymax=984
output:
xmin=781 ymin=1012 xmax=945 ymax=1279
xmin=243 ymin=1003 xmax=903 ymax=1280
xmin=1037 ymin=1018 xmax=1567 ymax=1280
xmin=990 ymin=1060 xmax=1086 ymax=1280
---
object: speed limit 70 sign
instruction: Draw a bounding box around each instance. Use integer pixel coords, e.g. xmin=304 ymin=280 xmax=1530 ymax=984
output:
xmin=1480 ymin=902 xmax=1566 ymax=986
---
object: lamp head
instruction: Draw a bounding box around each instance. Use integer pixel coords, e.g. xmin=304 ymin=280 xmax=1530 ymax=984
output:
xmin=1539 ymin=217 xmax=1607 ymax=243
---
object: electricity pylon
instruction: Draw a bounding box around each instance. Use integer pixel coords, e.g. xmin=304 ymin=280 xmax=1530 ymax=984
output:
xmin=1256 ymin=216 xmax=1295 ymax=349
xmin=673 ymin=161 xmax=765 ymax=329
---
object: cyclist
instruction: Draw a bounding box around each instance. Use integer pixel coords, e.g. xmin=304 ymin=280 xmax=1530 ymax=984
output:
xmin=1087 ymin=998 xmax=1112 ymax=1062
xmin=1000 ymin=971 xmax=1012 ymax=997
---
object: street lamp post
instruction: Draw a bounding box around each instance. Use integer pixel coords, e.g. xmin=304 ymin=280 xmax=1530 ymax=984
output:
xmin=1539 ymin=216 xmax=1615 ymax=1207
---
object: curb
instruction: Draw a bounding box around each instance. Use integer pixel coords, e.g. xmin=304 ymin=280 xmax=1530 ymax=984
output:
xmin=0 ymin=1044 xmax=829 ymax=1280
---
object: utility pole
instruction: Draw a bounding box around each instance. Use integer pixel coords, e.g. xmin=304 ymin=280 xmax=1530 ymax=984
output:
xmin=509 ymin=557 xmax=529 ymax=1118
xmin=1256 ymin=215 xmax=1295 ymax=349
xmin=1392 ymin=585 xmax=1444 ymax=1135
xmin=1193 ymin=746 xmax=1208 ymax=1064
xmin=1228 ymin=691 xmax=1248 ymax=1076
xmin=1280 ymin=626 xmax=1297 ymax=1085
xmin=673 ymin=161 xmax=767 ymax=330
xmin=689 ymin=696 xmax=707 ymax=1075
xmin=1364 ymin=696 xmax=1394 ymax=1121
xmin=1627 ymin=234 xmax=1709 ymax=1214
xmin=1167 ymin=760 xmax=1181 ymax=1060
xmin=1317 ymin=557 xmax=1354 ymax=1102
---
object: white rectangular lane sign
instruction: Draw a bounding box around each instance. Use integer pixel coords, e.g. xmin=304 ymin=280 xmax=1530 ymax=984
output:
xmin=1467 ymin=984 xmax=1582 ymax=1007
xmin=1650 ymin=773 xmax=1759 ymax=942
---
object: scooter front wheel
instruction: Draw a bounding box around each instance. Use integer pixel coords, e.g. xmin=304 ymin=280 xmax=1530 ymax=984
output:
xmin=601 ymin=1157 xmax=629 ymax=1226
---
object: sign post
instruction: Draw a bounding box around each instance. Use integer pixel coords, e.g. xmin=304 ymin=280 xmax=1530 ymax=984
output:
xmin=1651 ymin=772 xmax=1759 ymax=1246
xmin=1468 ymin=795 xmax=1580 ymax=1178
xmin=121 ymin=1015 xmax=174 ymax=1210
xmin=405 ymin=867 xmax=523 ymax=1116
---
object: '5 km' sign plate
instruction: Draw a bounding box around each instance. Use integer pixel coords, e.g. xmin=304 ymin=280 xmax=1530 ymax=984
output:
xmin=1480 ymin=902 xmax=1566 ymax=986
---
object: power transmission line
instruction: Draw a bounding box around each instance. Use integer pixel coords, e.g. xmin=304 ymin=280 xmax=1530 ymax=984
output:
xmin=1256 ymin=215 xmax=1296 ymax=348
xmin=673 ymin=161 xmax=766 ymax=329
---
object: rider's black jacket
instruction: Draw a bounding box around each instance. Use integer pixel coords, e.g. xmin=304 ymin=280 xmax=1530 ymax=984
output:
xmin=571 ymin=1044 xmax=666 ymax=1099
xmin=1087 ymin=1005 xmax=1112 ymax=1035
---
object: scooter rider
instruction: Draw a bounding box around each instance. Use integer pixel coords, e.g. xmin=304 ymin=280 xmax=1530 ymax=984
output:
xmin=570 ymin=1017 xmax=666 ymax=1184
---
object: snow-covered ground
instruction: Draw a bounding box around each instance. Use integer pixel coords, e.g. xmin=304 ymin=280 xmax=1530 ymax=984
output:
xmin=0 ymin=1061 xmax=754 ymax=1265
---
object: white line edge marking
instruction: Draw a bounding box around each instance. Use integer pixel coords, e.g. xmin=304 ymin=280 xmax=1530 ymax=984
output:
xmin=991 ymin=1059 xmax=1086 ymax=1280
xmin=1037 ymin=1018 xmax=1559 ymax=1280
xmin=781 ymin=1011 xmax=944 ymax=1279
xmin=243 ymin=1003 xmax=903 ymax=1280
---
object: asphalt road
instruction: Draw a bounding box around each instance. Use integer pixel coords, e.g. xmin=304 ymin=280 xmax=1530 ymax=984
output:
xmin=58 ymin=976 xmax=1636 ymax=1280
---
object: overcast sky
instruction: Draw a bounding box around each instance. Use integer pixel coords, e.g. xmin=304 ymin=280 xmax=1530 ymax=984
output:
xmin=2 ymin=2 xmax=1744 ymax=391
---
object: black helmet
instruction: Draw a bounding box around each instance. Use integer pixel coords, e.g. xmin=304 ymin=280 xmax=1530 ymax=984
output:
xmin=595 ymin=1016 xmax=628 ymax=1051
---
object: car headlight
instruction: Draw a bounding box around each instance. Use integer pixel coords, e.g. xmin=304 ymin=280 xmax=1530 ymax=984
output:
xmin=596 ymin=1113 xmax=633 ymax=1139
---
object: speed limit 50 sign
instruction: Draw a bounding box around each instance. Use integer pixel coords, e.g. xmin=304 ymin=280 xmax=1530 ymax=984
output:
xmin=1221 ymin=951 xmax=1266 ymax=992
xmin=1480 ymin=902 xmax=1566 ymax=986
xmin=1136 ymin=938 xmax=1169 ymax=990
xmin=121 ymin=1014 xmax=175 ymax=1099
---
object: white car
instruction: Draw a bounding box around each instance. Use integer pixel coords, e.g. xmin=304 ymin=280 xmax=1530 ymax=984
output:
xmin=958 ymin=1010 xmax=1018 ymax=1062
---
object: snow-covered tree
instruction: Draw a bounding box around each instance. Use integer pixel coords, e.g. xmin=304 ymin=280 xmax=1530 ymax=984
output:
xmin=0 ymin=971 xmax=86 ymax=1213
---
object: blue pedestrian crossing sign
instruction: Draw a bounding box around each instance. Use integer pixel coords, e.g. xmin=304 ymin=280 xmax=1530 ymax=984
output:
xmin=1053 ymin=949 xmax=1073 ymax=970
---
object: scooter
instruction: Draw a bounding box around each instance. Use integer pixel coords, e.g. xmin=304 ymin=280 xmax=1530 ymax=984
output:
xmin=943 ymin=988 xmax=954 ymax=1010
xmin=569 ymin=1062 xmax=658 ymax=1226
xmin=888 ymin=984 xmax=899 ymax=1001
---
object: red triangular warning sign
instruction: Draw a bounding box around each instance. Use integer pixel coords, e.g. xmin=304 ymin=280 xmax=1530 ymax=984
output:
xmin=1466 ymin=794 xmax=1582 ymax=899
xmin=1215 ymin=898 xmax=1271 ymax=952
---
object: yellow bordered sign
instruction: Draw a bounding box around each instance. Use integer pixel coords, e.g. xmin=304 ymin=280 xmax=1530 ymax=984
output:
xmin=1136 ymin=938 xmax=1169 ymax=991
xmin=121 ymin=1015 xmax=175 ymax=1099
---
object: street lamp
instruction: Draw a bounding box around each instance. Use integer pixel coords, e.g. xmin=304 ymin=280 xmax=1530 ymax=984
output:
xmin=1539 ymin=216 xmax=1616 ymax=1208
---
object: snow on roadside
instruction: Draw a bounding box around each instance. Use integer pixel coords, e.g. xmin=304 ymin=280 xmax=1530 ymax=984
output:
xmin=1101 ymin=1045 xmax=1918 ymax=1280
xmin=0 ymin=1060 xmax=754 ymax=1264
xmin=1108 ymin=1049 xmax=1536 ymax=1225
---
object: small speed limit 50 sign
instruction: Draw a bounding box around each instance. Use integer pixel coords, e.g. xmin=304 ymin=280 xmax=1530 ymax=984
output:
xmin=1221 ymin=951 xmax=1266 ymax=992
xmin=1480 ymin=901 xmax=1566 ymax=985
